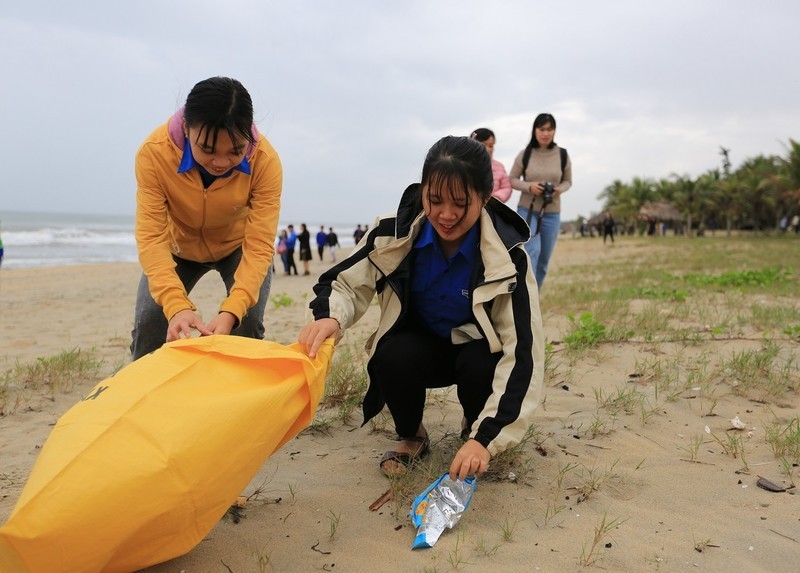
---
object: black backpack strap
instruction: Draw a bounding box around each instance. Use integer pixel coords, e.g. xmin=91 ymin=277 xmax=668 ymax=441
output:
xmin=523 ymin=146 xmax=568 ymax=181
xmin=521 ymin=147 xmax=532 ymax=176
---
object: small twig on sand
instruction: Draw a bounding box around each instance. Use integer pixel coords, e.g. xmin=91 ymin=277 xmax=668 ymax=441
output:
xmin=311 ymin=541 xmax=332 ymax=555
xmin=585 ymin=443 xmax=611 ymax=450
xmin=633 ymin=431 xmax=666 ymax=449
xmin=369 ymin=489 xmax=393 ymax=511
xmin=679 ymin=458 xmax=715 ymax=466
xmin=769 ymin=529 xmax=798 ymax=543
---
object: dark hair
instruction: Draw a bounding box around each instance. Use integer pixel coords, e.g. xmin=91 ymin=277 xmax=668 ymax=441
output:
xmin=183 ymin=76 xmax=255 ymax=152
xmin=470 ymin=128 xmax=495 ymax=143
xmin=418 ymin=136 xmax=492 ymax=226
xmin=521 ymin=113 xmax=557 ymax=173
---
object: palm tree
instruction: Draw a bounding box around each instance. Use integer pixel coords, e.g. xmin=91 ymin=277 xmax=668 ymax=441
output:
xmin=664 ymin=174 xmax=699 ymax=236
xmin=600 ymin=177 xmax=656 ymax=234
xmin=736 ymin=155 xmax=782 ymax=232
xmin=599 ymin=179 xmax=633 ymax=230
xmin=784 ymin=139 xmax=800 ymax=193
xmin=778 ymin=139 xmax=800 ymax=221
xmin=593 ymin=140 xmax=800 ymax=235
xmin=694 ymin=169 xmax=722 ymax=235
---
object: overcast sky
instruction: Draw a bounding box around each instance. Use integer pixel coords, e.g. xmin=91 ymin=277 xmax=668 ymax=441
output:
xmin=2 ymin=1 xmax=798 ymax=224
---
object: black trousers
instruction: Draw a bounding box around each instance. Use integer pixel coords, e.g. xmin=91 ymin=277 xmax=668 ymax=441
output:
xmin=285 ymin=247 xmax=298 ymax=274
xmin=368 ymin=324 xmax=501 ymax=438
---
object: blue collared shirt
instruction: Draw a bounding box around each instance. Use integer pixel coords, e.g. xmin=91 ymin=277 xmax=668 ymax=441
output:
xmin=178 ymin=138 xmax=251 ymax=188
xmin=411 ymin=220 xmax=480 ymax=338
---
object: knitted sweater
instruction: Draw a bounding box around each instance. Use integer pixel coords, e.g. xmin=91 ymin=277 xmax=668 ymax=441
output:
xmin=508 ymin=145 xmax=572 ymax=214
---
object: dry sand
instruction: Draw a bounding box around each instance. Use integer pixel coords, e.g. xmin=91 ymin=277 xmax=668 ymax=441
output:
xmin=0 ymin=238 xmax=798 ymax=572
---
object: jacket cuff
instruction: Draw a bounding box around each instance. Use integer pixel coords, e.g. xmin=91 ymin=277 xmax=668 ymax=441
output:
xmin=473 ymin=430 xmax=492 ymax=450
xmin=163 ymin=293 xmax=197 ymax=321
xmin=219 ymin=297 xmax=246 ymax=326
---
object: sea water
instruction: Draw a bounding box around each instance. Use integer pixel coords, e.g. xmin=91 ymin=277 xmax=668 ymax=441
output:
xmin=0 ymin=211 xmax=137 ymax=269
xmin=0 ymin=210 xmax=359 ymax=269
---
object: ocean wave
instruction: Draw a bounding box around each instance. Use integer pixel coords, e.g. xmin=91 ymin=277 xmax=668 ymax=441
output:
xmin=3 ymin=254 xmax=140 ymax=269
xmin=4 ymin=228 xmax=136 ymax=247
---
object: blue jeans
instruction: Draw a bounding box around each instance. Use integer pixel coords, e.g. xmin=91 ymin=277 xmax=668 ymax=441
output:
xmin=517 ymin=207 xmax=560 ymax=289
xmin=130 ymin=247 xmax=273 ymax=360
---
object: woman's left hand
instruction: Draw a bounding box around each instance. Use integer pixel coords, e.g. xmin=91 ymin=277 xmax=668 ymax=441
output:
xmin=449 ymin=439 xmax=490 ymax=481
xmin=206 ymin=311 xmax=237 ymax=335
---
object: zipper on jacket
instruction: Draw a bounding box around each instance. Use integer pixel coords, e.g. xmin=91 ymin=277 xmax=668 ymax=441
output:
xmin=200 ymin=187 xmax=214 ymax=260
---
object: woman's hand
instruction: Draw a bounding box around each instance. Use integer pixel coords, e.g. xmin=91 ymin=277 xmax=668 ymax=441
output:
xmin=528 ymin=181 xmax=543 ymax=196
xmin=298 ymin=318 xmax=340 ymax=357
xmin=167 ymin=309 xmax=213 ymax=342
xmin=206 ymin=311 xmax=237 ymax=336
xmin=449 ymin=439 xmax=490 ymax=481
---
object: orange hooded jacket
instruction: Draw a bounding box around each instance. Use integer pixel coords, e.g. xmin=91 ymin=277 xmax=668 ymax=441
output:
xmin=135 ymin=110 xmax=282 ymax=322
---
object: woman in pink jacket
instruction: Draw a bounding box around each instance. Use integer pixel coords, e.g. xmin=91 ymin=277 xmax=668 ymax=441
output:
xmin=471 ymin=128 xmax=512 ymax=203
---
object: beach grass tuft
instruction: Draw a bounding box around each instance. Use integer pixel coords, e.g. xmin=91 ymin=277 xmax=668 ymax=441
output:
xmin=1 ymin=348 xmax=103 ymax=412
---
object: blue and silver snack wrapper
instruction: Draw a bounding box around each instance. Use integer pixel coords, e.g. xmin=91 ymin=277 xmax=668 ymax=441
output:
xmin=410 ymin=473 xmax=476 ymax=549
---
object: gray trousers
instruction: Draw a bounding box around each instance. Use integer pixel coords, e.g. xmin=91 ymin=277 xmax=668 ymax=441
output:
xmin=130 ymin=248 xmax=272 ymax=360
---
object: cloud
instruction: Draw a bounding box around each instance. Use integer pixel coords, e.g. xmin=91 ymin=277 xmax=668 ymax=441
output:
xmin=1 ymin=1 xmax=799 ymax=224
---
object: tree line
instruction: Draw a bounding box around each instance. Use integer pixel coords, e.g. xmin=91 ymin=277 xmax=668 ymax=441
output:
xmin=594 ymin=139 xmax=800 ymax=236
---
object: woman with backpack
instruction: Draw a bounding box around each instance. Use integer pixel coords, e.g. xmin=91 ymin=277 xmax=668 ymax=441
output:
xmin=509 ymin=113 xmax=572 ymax=289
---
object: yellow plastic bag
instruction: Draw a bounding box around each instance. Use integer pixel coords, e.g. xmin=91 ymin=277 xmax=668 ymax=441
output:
xmin=0 ymin=336 xmax=333 ymax=573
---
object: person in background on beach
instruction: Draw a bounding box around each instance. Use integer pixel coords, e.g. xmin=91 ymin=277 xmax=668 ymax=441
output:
xmin=602 ymin=210 xmax=616 ymax=244
xmin=326 ymin=227 xmax=339 ymax=262
xmin=298 ymin=223 xmax=312 ymax=275
xmin=353 ymin=224 xmax=365 ymax=245
xmin=470 ymin=128 xmax=511 ymax=203
xmin=131 ymin=76 xmax=282 ymax=360
xmin=0 ymin=221 xmax=4 ymax=269
xmin=316 ymin=226 xmax=327 ymax=261
xmin=276 ymin=229 xmax=290 ymax=274
xmin=298 ymin=136 xmax=544 ymax=481
xmin=509 ymin=113 xmax=572 ymax=289
xmin=285 ymin=224 xmax=299 ymax=275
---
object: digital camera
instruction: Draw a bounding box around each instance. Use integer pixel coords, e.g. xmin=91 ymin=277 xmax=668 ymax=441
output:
xmin=542 ymin=182 xmax=554 ymax=205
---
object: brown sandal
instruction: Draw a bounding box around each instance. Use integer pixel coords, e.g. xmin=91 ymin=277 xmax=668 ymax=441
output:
xmin=379 ymin=435 xmax=430 ymax=476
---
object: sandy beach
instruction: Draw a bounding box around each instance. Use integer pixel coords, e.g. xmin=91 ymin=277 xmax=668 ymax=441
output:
xmin=1 ymin=237 xmax=798 ymax=573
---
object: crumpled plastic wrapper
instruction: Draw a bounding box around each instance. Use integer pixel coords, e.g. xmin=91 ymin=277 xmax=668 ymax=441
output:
xmin=409 ymin=473 xmax=476 ymax=549
xmin=729 ymin=415 xmax=746 ymax=430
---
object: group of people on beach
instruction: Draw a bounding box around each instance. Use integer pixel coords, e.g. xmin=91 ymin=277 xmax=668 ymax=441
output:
xmin=275 ymin=224 xmax=340 ymax=276
xmin=130 ymin=76 xmax=572 ymax=481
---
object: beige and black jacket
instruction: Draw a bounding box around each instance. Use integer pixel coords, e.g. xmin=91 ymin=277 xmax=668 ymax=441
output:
xmin=308 ymin=184 xmax=545 ymax=456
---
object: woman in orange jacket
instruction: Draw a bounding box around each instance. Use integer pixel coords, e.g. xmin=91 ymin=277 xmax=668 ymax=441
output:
xmin=131 ymin=77 xmax=283 ymax=360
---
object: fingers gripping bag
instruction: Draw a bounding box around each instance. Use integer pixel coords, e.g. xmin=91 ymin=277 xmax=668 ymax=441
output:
xmin=410 ymin=473 xmax=476 ymax=549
